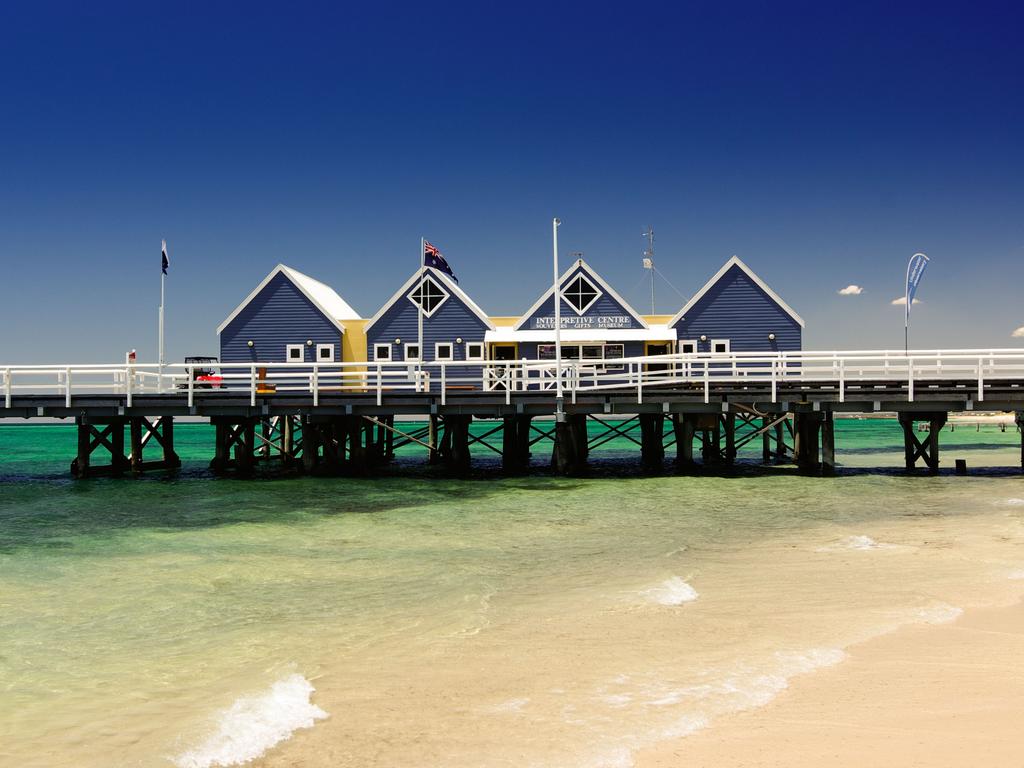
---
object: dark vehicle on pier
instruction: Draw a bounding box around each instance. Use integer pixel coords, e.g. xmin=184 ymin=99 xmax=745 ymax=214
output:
xmin=180 ymin=356 xmax=223 ymax=389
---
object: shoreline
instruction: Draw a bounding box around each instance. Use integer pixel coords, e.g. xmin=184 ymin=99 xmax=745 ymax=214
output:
xmin=636 ymin=591 xmax=1024 ymax=768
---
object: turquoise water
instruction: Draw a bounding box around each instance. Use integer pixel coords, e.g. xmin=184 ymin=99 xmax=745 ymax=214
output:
xmin=2 ymin=419 xmax=1023 ymax=768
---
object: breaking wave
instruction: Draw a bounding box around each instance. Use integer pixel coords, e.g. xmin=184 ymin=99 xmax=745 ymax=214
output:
xmin=173 ymin=674 xmax=327 ymax=768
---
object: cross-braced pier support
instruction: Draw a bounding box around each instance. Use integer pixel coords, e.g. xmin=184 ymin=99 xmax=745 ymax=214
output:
xmin=71 ymin=416 xmax=131 ymax=478
xmin=898 ymin=411 xmax=947 ymax=474
xmin=297 ymin=415 xmax=394 ymax=476
xmin=128 ymin=416 xmax=181 ymax=474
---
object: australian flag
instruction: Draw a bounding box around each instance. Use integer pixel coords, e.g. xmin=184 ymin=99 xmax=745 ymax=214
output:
xmin=161 ymin=239 xmax=169 ymax=275
xmin=423 ymin=241 xmax=457 ymax=283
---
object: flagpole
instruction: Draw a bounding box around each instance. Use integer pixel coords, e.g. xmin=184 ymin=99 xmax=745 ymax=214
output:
xmin=418 ymin=237 xmax=425 ymax=391
xmin=904 ymin=256 xmax=910 ymax=356
xmin=552 ymin=218 xmax=563 ymax=420
xmin=159 ymin=241 xmax=166 ymax=392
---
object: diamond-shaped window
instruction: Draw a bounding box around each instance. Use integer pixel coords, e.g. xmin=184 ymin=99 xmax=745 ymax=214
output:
xmin=407 ymin=276 xmax=450 ymax=317
xmin=562 ymin=274 xmax=601 ymax=315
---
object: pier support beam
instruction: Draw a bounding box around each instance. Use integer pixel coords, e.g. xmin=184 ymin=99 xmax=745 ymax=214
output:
xmin=898 ymin=411 xmax=947 ymax=474
xmin=821 ymin=411 xmax=836 ymax=475
xmin=673 ymin=414 xmax=696 ymax=470
xmin=439 ymin=415 xmax=472 ymax=474
xmin=71 ymin=416 xmax=131 ymax=478
xmin=640 ymin=414 xmax=665 ymax=471
xmin=1018 ymin=412 xmax=1024 ymax=471
xmin=210 ymin=417 xmax=258 ymax=475
xmin=552 ymin=415 xmax=587 ymax=476
xmin=128 ymin=416 xmax=181 ymax=474
xmin=793 ymin=411 xmax=827 ymax=474
xmin=502 ymin=415 xmax=532 ymax=473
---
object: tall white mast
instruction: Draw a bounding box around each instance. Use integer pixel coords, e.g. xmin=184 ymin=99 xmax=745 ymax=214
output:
xmin=642 ymin=225 xmax=655 ymax=314
xmin=552 ymin=217 xmax=563 ymax=418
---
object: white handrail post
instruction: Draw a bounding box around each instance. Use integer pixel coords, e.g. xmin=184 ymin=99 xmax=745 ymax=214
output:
xmin=637 ymin=361 xmax=643 ymax=405
xmin=704 ymin=363 xmax=710 ymax=404
xmin=126 ymin=365 xmax=133 ymax=408
xmin=977 ymin=356 xmax=984 ymax=402
xmin=313 ymin=364 xmax=320 ymax=407
xmin=376 ymin=364 xmax=382 ymax=406
xmin=187 ymin=365 xmax=195 ymax=408
xmin=250 ymin=365 xmax=256 ymax=407
xmin=441 ymin=363 xmax=447 ymax=406
xmin=506 ymin=362 xmax=512 ymax=405
xmin=771 ymin=359 xmax=777 ymax=404
xmin=907 ymin=357 xmax=914 ymax=403
xmin=4 ymin=368 xmax=11 ymax=409
xmin=65 ymin=366 xmax=72 ymax=408
xmin=572 ymin=364 xmax=578 ymax=405
xmin=839 ymin=358 xmax=845 ymax=403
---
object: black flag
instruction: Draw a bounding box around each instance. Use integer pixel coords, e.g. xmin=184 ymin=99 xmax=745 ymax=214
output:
xmin=161 ymin=240 xmax=169 ymax=275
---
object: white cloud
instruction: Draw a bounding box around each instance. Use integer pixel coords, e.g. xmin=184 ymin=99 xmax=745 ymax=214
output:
xmin=1012 ymin=326 xmax=1024 ymax=338
xmin=837 ymin=284 xmax=863 ymax=296
xmin=890 ymin=296 xmax=921 ymax=306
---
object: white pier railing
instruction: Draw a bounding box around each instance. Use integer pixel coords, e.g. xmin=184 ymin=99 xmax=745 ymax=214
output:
xmin=2 ymin=348 xmax=1024 ymax=409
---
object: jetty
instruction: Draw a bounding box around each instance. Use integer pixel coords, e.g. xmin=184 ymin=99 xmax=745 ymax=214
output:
xmin=2 ymin=348 xmax=1023 ymax=477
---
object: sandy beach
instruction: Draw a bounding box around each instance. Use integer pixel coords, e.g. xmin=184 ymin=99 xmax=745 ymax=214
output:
xmin=637 ymin=596 xmax=1024 ymax=768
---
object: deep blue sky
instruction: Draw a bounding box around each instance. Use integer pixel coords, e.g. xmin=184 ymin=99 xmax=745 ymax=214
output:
xmin=2 ymin=1 xmax=1022 ymax=363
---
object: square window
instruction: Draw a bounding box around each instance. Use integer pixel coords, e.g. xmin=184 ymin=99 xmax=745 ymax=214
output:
xmin=538 ymin=344 xmax=556 ymax=361
xmin=435 ymin=342 xmax=454 ymax=361
xmin=316 ymin=344 xmax=334 ymax=361
xmin=712 ymin=340 xmax=730 ymax=354
xmin=374 ymin=343 xmax=391 ymax=361
xmin=466 ymin=342 xmax=484 ymax=361
xmin=286 ymin=344 xmax=304 ymax=362
xmin=679 ymin=341 xmax=697 ymax=354
xmin=404 ymin=343 xmax=420 ymax=362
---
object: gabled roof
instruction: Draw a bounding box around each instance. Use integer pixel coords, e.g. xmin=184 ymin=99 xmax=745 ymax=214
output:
xmin=667 ymin=255 xmax=805 ymax=328
xmin=363 ymin=266 xmax=495 ymax=332
xmin=216 ymin=264 xmax=360 ymax=335
xmin=513 ymin=258 xmax=649 ymax=331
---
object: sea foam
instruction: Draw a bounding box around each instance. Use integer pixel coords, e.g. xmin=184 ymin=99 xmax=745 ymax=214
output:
xmin=642 ymin=577 xmax=699 ymax=606
xmin=174 ymin=674 xmax=327 ymax=768
xmin=817 ymin=535 xmax=898 ymax=552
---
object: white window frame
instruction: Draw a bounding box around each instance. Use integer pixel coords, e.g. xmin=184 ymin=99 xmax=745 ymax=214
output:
xmin=711 ymin=339 xmax=731 ymax=354
xmin=679 ymin=340 xmax=698 ymax=355
xmin=404 ymin=343 xmax=421 ymax=362
xmin=434 ymin=342 xmax=454 ymax=361
xmin=316 ymin=343 xmax=335 ymax=362
xmin=561 ymin=273 xmax=602 ymax=316
xmin=465 ymin=341 xmax=485 ymax=361
xmin=286 ymin=344 xmax=304 ymax=362
xmin=373 ymin=343 xmax=392 ymax=361
xmin=406 ymin=275 xmax=450 ymax=317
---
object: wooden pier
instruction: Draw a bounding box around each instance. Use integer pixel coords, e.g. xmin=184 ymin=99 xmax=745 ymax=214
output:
xmin=2 ymin=349 xmax=1023 ymax=477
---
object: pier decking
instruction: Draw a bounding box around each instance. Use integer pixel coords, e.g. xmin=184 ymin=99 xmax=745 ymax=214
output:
xmin=2 ymin=349 xmax=1023 ymax=477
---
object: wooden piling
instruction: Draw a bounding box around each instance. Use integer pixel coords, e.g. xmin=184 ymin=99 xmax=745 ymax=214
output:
xmin=640 ymin=414 xmax=665 ymax=471
xmin=674 ymin=413 xmax=696 ymax=470
xmin=1018 ymin=412 xmax=1024 ymax=471
xmin=821 ymin=411 xmax=835 ymax=475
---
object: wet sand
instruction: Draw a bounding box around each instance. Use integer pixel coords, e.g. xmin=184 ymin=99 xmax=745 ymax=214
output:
xmin=637 ymin=598 xmax=1024 ymax=768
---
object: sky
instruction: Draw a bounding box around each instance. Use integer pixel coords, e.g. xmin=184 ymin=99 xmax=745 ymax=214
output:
xmin=1 ymin=1 xmax=1022 ymax=363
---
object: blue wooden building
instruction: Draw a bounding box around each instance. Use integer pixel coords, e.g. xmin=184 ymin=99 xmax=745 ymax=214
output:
xmin=485 ymin=258 xmax=677 ymax=366
xmin=667 ymin=256 xmax=803 ymax=354
xmin=364 ymin=266 xmax=495 ymax=387
xmin=217 ymin=264 xmax=361 ymax=364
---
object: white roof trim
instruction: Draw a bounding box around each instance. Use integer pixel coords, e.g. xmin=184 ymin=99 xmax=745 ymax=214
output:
xmin=513 ymin=258 xmax=650 ymax=331
xmin=486 ymin=326 xmax=677 ymax=343
xmin=363 ymin=267 xmax=496 ymax=332
xmin=667 ymin=255 xmax=805 ymax=329
xmin=216 ymin=264 xmax=359 ymax=335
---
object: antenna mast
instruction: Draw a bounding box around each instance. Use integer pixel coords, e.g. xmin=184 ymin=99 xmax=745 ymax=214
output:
xmin=642 ymin=225 xmax=655 ymax=314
